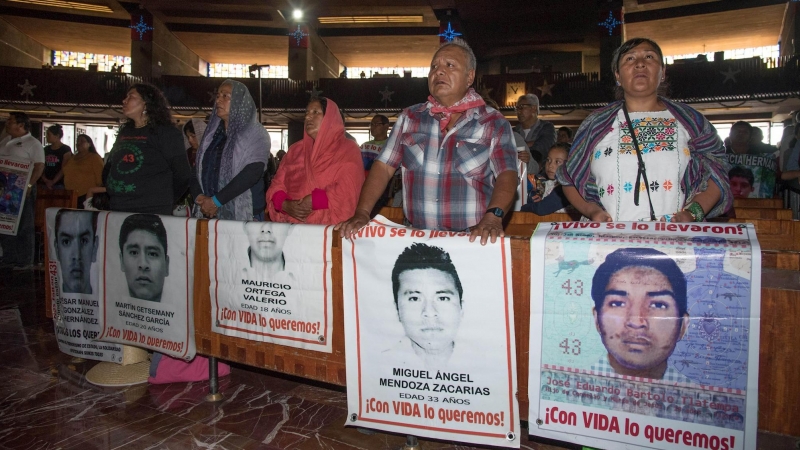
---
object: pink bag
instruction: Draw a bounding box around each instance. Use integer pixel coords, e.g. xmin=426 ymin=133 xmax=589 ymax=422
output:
xmin=148 ymin=354 xmax=230 ymax=384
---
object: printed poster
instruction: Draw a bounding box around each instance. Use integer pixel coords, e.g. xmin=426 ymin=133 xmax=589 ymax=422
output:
xmin=727 ymin=153 xmax=777 ymax=199
xmin=0 ymin=157 xmax=34 ymax=236
xmin=209 ymin=220 xmax=333 ymax=353
xmin=96 ymin=212 xmax=197 ymax=360
xmin=343 ymin=216 xmax=520 ymax=448
xmin=528 ymin=221 xmax=760 ymax=450
xmin=45 ymin=208 xmax=124 ymax=362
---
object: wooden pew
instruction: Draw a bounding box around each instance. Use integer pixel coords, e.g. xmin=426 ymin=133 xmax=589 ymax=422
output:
xmin=734 ymin=198 xmax=784 ymax=209
xmin=732 ymin=207 xmax=793 ymax=220
xmin=34 ymin=189 xmax=77 ymax=233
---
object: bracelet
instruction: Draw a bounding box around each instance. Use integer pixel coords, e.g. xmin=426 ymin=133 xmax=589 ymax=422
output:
xmin=211 ymin=196 xmax=222 ymax=208
xmin=682 ymin=201 xmax=705 ymax=222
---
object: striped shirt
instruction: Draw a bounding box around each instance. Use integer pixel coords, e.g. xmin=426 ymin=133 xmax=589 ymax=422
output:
xmin=376 ymin=102 xmax=518 ymax=231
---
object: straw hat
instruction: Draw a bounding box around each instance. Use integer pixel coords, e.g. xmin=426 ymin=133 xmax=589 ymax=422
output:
xmin=85 ymin=361 xmax=150 ymax=387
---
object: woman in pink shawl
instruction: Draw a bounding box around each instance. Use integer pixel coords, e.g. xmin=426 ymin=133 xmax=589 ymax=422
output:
xmin=267 ymin=97 xmax=364 ymax=224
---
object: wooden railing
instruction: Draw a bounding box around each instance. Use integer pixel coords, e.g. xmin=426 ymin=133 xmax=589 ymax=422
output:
xmin=45 ymin=199 xmax=800 ymax=437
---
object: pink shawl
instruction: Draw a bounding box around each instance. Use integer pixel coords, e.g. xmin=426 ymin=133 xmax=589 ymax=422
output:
xmin=267 ymin=98 xmax=365 ymax=224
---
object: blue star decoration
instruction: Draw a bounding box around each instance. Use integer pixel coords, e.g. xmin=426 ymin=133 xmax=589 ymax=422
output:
xmin=129 ymin=16 xmax=154 ymax=41
xmin=598 ymin=11 xmax=623 ymax=36
xmin=379 ymin=86 xmax=394 ymax=107
xmin=438 ymin=22 xmax=462 ymax=42
xmin=287 ymin=25 xmax=309 ymax=46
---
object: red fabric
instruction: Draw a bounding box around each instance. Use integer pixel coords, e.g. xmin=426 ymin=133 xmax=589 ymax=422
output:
xmin=148 ymin=354 xmax=230 ymax=384
xmin=427 ymin=88 xmax=486 ymax=132
xmin=271 ymin=190 xmax=289 ymax=212
xmin=266 ymin=99 xmax=365 ymax=224
xmin=311 ymin=188 xmax=329 ymax=210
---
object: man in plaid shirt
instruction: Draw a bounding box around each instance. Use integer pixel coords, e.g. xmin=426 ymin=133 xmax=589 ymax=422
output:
xmin=590 ymin=248 xmax=691 ymax=382
xmin=337 ymin=38 xmax=518 ymax=245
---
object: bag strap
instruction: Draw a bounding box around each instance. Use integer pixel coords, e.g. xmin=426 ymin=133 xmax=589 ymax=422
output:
xmin=621 ymin=103 xmax=657 ymax=221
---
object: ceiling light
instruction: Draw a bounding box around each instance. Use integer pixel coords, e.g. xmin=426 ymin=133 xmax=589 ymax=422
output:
xmin=317 ymin=15 xmax=424 ymax=24
xmin=293 ymin=9 xmax=303 ymax=20
xmin=7 ymin=0 xmax=113 ymax=13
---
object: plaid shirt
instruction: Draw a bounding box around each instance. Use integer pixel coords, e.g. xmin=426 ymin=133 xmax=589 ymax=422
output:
xmin=376 ymin=102 xmax=518 ymax=231
xmin=591 ymin=355 xmax=692 ymax=384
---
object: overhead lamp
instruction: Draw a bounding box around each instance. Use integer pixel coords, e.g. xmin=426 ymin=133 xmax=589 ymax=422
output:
xmin=293 ymin=9 xmax=303 ymax=20
xmin=7 ymin=0 xmax=113 ymax=13
xmin=317 ymin=15 xmax=424 ymax=24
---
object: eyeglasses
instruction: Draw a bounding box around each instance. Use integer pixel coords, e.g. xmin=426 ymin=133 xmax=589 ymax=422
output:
xmin=515 ymin=104 xmax=534 ymax=111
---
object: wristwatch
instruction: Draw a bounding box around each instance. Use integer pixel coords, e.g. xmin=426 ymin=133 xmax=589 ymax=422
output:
xmin=486 ymin=207 xmax=504 ymax=218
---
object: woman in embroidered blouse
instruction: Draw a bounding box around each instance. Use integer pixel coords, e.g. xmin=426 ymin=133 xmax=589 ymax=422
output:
xmin=558 ymin=38 xmax=731 ymax=222
xmin=266 ymin=97 xmax=364 ymax=224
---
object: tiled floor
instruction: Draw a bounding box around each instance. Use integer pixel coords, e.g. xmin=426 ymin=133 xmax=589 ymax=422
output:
xmin=1 ymin=268 xmax=797 ymax=450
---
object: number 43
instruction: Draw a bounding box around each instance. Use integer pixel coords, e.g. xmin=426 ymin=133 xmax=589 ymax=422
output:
xmin=559 ymin=338 xmax=581 ymax=355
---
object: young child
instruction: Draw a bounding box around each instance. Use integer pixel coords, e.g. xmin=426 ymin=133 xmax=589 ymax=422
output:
xmin=521 ymin=143 xmax=571 ymax=215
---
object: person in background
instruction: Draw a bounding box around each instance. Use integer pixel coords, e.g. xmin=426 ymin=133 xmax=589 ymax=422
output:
xmin=514 ymin=93 xmax=556 ymax=164
xmin=63 ymin=134 xmax=104 ymax=208
xmin=361 ymin=115 xmax=390 ymax=173
xmin=521 ymin=143 xmax=570 ymax=215
xmin=558 ymin=37 xmax=730 ymax=222
xmin=729 ymin=167 xmax=755 ymax=199
xmin=749 ymin=127 xmax=776 ymax=154
xmin=192 ymin=80 xmax=270 ymax=221
xmin=0 ymin=112 xmax=44 ymax=269
xmin=267 ymin=97 xmax=364 ymax=225
xmin=40 ymin=124 xmax=72 ymax=190
xmin=780 ymin=124 xmax=800 ymax=218
xmin=725 ymin=121 xmax=759 ymax=155
xmin=557 ymin=126 xmax=573 ymax=144
xmin=103 ymin=83 xmax=192 ymax=215
xmin=183 ymin=119 xmax=207 ymax=168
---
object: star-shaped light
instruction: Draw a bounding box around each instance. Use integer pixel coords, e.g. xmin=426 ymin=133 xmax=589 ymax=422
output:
xmin=129 ymin=16 xmax=154 ymax=40
xmin=306 ymin=86 xmax=323 ymax=98
xmin=438 ymin=22 xmax=462 ymax=42
xmin=18 ymin=79 xmax=36 ymax=99
xmin=598 ymin=11 xmax=623 ymax=36
xmin=720 ymin=67 xmax=740 ymax=84
xmin=538 ymin=80 xmax=554 ymax=97
xmin=379 ymin=86 xmax=394 ymax=107
xmin=287 ymin=25 xmax=309 ymax=46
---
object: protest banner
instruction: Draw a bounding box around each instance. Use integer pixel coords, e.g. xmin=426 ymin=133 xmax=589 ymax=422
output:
xmin=529 ymin=221 xmax=760 ymax=450
xmin=0 ymin=157 xmax=34 ymax=236
xmin=209 ymin=220 xmax=333 ymax=352
xmin=45 ymin=208 xmax=124 ymax=362
xmin=343 ymin=216 xmax=520 ymax=448
xmin=96 ymin=212 xmax=197 ymax=360
xmin=727 ymin=153 xmax=777 ymax=199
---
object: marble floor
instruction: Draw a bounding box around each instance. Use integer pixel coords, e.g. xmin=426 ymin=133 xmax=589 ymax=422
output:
xmin=1 ymin=268 xmax=797 ymax=450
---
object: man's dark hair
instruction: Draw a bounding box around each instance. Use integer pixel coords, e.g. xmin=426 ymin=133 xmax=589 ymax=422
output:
xmin=731 ymin=121 xmax=753 ymax=134
xmin=183 ymin=120 xmax=195 ymax=135
xmin=557 ymin=126 xmax=572 ymax=139
xmin=728 ymin=167 xmax=754 ymax=186
xmin=373 ymin=114 xmax=389 ymax=125
xmin=118 ymin=214 xmax=168 ymax=255
xmin=391 ymin=243 xmax=463 ymax=308
xmin=55 ymin=209 xmax=99 ymax=236
xmin=591 ymin=248 xmax=687 ymax=317
xmin=9 ymin=112 xmax=31 ymax=132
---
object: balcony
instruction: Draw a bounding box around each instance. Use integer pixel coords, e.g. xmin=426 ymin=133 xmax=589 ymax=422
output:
xmin=0 ymin=55 xmax=797 ymax=120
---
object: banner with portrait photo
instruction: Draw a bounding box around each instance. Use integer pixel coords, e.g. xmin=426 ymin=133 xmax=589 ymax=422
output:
xmin=45 ymin=208 xmax=124 ymax=363
xmin=727 ymin=153 xmax=778 ymax=199
xmin=96 ymin=212 xmax=197 ymax=360
xmin=208 ymin=220 xmax=333 ymax=353
xmin=343 ymin=216 xmax=520 ymax=448
xmin=528 ymin=221 xmax=760 ymax=450
xmin=0 ymin=157 xmax=34 ymax=236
